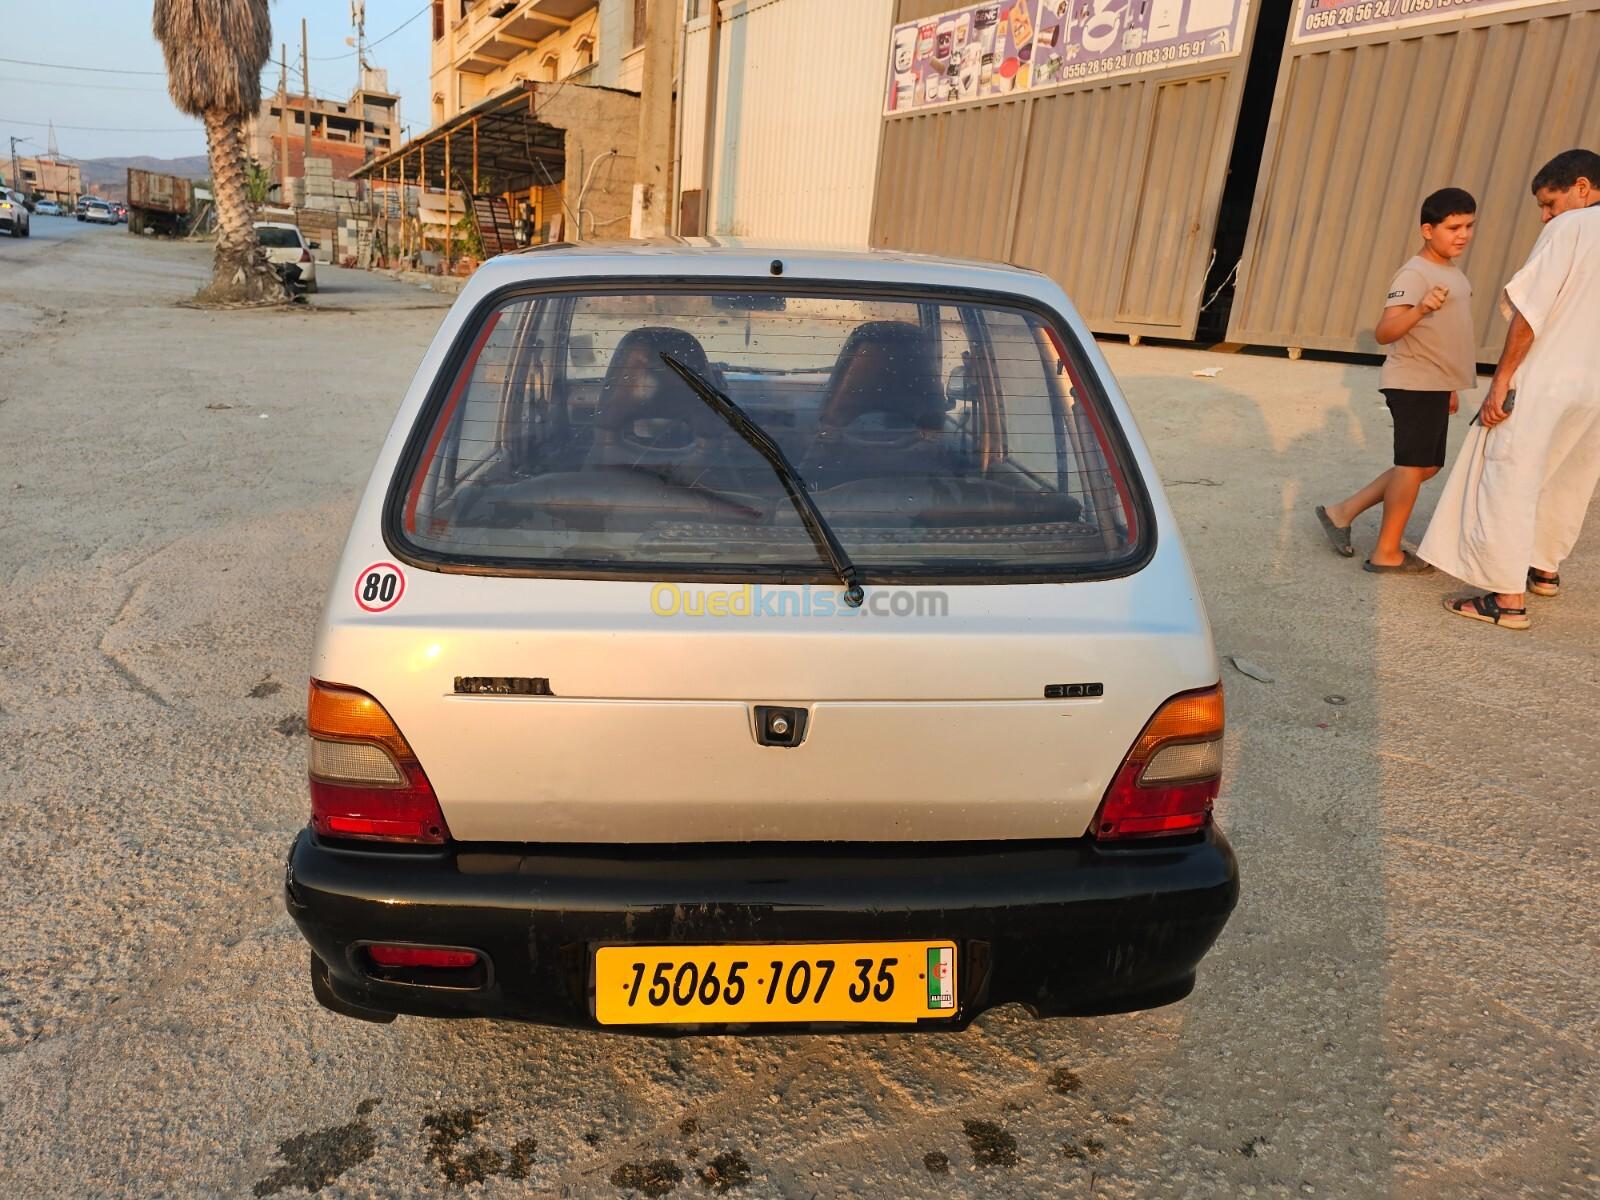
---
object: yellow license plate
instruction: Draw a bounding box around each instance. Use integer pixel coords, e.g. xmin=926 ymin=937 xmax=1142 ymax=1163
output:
xmin=594 ymin=941 xmax=958 ymax=1025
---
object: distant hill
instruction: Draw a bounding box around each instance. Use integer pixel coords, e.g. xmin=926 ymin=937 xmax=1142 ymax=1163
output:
xmin=79 ymin=155 xmax=211 ymax=201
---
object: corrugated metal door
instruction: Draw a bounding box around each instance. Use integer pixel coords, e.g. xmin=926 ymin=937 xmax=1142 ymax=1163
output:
xmin=1228 ymin=1 xmax=1600 ymax=358
xmin=1116 ymin=75 xmax=1231 ymax=327
xmin=872 ymin=0 xmax=1261 ymax=340
xmin=706 ymin=0 xmax=895 ymax=244
xmin=873 ymin=97 xmax=1030 ymax=262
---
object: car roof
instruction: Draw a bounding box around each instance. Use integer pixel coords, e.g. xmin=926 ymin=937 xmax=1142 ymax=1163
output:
xmin=471 ymin=237 xmax=1052 ymax=299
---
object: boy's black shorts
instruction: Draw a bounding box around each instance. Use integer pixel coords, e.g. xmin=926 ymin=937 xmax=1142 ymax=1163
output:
xmin=1382 ymin=388 xmax=1451 ymax=469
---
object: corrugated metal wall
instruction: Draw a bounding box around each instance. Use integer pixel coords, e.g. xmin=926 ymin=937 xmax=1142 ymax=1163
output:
xmin=1228 ymin=1 xmax=1600 ymax=358
xmin=871 ymin=1 xmax=1259 ymax=339
xmin=677 ymin=0 xmax=893 ymax=244
xmin=679 ymin=19 xmax=710 ymax=193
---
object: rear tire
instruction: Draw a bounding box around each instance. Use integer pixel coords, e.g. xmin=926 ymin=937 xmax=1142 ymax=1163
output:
xmin=309 ymin=950 xmax=397 ymax=1024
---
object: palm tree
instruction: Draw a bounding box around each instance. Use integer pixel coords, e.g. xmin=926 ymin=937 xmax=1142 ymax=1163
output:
xmin=153 ymin=0 xmax=285 ymax=304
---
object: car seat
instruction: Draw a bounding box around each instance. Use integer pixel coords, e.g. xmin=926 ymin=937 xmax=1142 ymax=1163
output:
xmin=585 ymin=326 xmax=727 ymax=473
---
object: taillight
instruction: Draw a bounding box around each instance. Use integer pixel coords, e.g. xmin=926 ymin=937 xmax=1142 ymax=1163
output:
xmin=1091 ymin=685 xmax=1224 ymax=840
xmin=299 ymin=247 xmax=312 ymax=263
xmin=306 ymin=680 xmax=450 ymax=844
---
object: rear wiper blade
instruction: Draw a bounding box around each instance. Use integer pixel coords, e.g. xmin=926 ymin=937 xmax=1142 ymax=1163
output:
xmin=659 ymin=353 xmax=865 ymax=607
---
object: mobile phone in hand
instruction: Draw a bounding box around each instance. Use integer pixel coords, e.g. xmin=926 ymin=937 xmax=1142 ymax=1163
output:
xmin=1470 ymin=388 xmax=1516 ymax=427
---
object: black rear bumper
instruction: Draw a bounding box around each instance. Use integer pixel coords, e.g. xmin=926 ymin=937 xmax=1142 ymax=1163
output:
xmin=285 ymin=827 xmax=1239 ymax=1033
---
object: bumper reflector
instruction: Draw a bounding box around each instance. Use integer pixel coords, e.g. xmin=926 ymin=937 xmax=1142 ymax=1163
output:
xmin=366 ymin=945 xmax=479 ymax=970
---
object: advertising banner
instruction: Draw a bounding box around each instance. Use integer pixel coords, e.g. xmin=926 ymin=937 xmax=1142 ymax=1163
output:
xmin=1293 ymin=0 xmax=1552 ymax=43
xmin=1031 ymin=0 xmax=1249 ymax=89
xmin=886 ymin=1 xmax=1252 ymax=114
xmin=885 ymin=2 xmax=1039 ymax=114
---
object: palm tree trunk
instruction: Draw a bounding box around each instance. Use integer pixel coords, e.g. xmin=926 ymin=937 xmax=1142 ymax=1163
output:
xmin=199 ymin=108 xmax=285 ymax=305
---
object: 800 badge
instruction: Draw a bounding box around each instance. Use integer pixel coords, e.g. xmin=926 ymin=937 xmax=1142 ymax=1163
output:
xmin=354 ymin=562 xmax=405 ymax=613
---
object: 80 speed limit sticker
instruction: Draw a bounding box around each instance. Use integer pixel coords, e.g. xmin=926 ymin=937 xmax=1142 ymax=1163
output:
xmin=354 ymin=562 xmax=406 ymax=613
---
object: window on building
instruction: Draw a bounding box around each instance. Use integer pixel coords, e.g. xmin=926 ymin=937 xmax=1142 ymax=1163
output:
xmin=541 ymin=52 xmax=560 ymax=83
xmin=633 ymin=0 xmax=647 ymax=47
xmin=574 ymin=35 xmax=596 ymax=72
xmin=432 ymin=0 xmax=444 ymax=39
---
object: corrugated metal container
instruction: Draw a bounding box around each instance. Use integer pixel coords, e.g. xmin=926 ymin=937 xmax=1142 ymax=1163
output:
xmin=872 ymin=0 xmax=1264 ymax=339
xmin=1228 ymin=1 xmax=1600 ymax=358
xmin=705 ymin=0 xmax=894 ymax=244
xmin=127 ymin=168 xmax=194 ymax=215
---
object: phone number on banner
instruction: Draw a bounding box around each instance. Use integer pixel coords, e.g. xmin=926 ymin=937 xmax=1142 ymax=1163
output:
xmin=1063 ymin=39 xmax=1210 ymax=82
xmin=1303 ymin=0 xmax=1520 ymax=36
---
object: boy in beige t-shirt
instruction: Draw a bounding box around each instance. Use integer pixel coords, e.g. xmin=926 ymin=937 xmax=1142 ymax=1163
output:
xmin=1317 ymin=188 xmax=1479 ymax=571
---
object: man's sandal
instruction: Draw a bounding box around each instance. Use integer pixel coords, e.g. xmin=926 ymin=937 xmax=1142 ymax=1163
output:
xmin=1445 ymin=593 xmax=1530 ymax=630
xmin=1527 ymin=568 xmax=1560 ymax=597
xmin=1315 ymin=506 xmax=1354 ymax=558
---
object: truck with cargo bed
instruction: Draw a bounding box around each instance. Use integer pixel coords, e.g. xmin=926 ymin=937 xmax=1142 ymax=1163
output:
xmin=126 ymin=167 xmax=195 ymax=236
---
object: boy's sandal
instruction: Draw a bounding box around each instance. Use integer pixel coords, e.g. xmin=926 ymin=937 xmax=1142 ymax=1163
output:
xmin=1363 ymin=550 xmax=1434 ymax=574
xmin=1315 ymin=505 xmax=1354 ymax=557
xmin=1527 ymin=568 xmax=1560 ymax=597
xmin=1445 ymin=593 xmax=1530 ymax=630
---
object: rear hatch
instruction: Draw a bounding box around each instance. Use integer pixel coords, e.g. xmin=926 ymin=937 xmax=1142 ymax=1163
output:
xmin=316 ymin=273 xmax=1217 ymax=843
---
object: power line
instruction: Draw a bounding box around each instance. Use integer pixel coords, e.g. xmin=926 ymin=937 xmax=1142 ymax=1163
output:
xmin=0 ymin=75 xmax=165 ymax=93
xmin=0 ymin=56 xmax=166 ymax=76
xmin=0 ymin=5 xmax=425 ymax=77
xmin=0 ymin=117 xmax=200 ymax=133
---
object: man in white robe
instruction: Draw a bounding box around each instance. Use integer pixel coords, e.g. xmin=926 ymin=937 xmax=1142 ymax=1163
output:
xmin=1419 ymin=149 xmax=1600 ymax=630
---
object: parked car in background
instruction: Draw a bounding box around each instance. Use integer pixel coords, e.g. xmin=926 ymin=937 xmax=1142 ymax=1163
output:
xmin=112 ymin=203 xmax=128 ymax=223
xmin=80 ymin=200 xmax=117 ymax=225
xmin=0 ymin=190 xmax=30 ymax=237
xmin=34 ymin=199 xmax=64 ymax=216
xmin=285 ymin=243 xmax=1240 ymax=1032
xmin=253 ymin=222 xmax=317 ymax=292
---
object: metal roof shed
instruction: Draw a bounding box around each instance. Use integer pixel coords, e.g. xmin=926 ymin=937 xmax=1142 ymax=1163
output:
xmin=353 ymin=79 xmax=639 ymax=246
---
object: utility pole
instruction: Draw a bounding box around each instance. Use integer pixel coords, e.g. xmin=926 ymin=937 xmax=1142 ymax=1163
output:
xmin=7 ymin=136 xmax=22 ymax=196
xmin=301 ymin=18 xmax=313 ymax=180
xmin=632 ymin=0 xmax=675 ymax=239
xmin=278 ymin=44 xmax=290 ymax=207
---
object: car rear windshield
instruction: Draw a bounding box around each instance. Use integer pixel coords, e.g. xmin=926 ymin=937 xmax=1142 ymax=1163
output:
xmin=256 ymin=226 xmax=302 ymax=248
xmin=391 ymin=285 xmax=1149 ymax=582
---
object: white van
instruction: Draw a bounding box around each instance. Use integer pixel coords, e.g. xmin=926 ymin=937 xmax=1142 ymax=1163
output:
xmin=285 ymin=242 xmax=1239 ymax=1032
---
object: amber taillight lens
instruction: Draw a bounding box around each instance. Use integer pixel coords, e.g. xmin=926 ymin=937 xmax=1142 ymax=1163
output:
xmin=1091 ymin=685 xmax=1224 ymax=840
xmin=306 ymin=680 xmax=450 ymax=845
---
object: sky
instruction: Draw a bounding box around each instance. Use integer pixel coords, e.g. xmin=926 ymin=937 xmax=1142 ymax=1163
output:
xmin=0 ymin=0 xmax=432 ymax=164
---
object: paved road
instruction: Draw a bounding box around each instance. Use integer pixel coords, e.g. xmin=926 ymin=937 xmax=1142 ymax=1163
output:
xmin=0 ymin=227 xmax=1594 ymax=1199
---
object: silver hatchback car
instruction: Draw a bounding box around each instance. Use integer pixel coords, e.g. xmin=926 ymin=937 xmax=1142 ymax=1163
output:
xmin=285 ymin=242 xmax=1239 ymax=1033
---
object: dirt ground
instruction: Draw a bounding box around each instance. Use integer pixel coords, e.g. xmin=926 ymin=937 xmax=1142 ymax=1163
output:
xmin=0 ymin=219 xmax=1595 ymax=1199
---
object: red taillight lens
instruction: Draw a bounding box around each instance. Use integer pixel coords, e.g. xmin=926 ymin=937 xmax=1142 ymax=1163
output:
xmin=1092 ymin=685 xmax=1224 ymax=840
xmin=306 ymin=680 xmax=450 ymax=845
xmin=366 ymin=944 xmax=479 ymax=969
xmin=300 ymin=247 xmax=312 ymax=262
